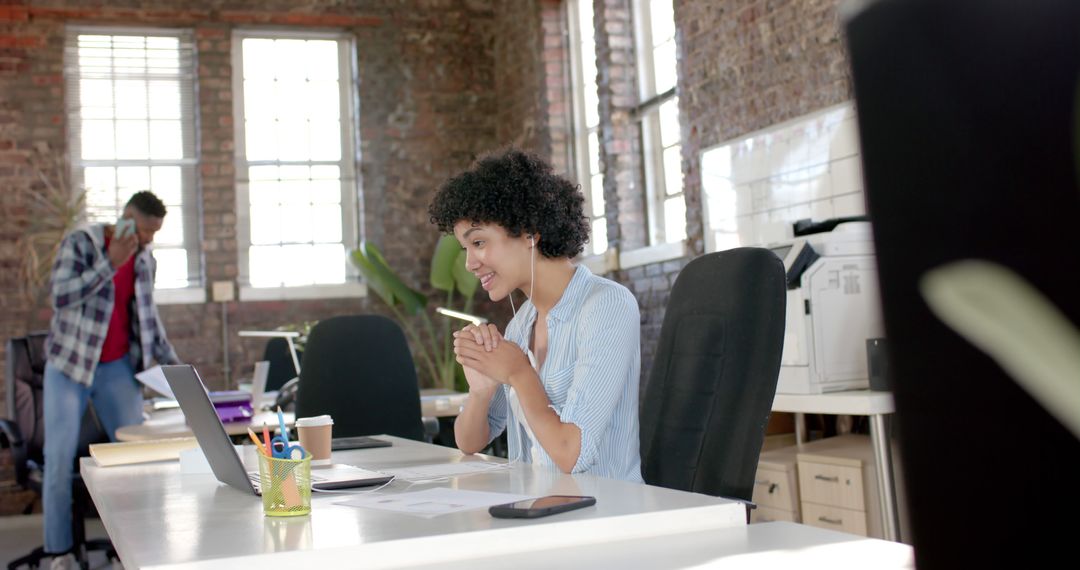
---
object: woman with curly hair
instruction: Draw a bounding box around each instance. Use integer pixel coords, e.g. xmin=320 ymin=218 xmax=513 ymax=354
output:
xmin=428 ymin=148 xmax=643 ymax=482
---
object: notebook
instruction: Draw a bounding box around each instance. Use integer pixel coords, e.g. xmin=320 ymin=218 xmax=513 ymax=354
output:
xmin=161 ymin=364 xmax=394 ymax=494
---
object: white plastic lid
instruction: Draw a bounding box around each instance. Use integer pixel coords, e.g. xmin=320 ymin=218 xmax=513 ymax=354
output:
xmin=295 ymin=414 xmax=333 ymax=427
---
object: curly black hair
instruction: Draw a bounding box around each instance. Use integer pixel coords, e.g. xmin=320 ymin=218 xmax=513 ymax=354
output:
xmin=126 ymin=191 xmax=167 ymax=218
xmin=428 ymin=148 xmax=590 ymax=258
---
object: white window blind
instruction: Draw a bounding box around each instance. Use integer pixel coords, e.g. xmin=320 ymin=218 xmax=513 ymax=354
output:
xmin=568 ymin=0 xmax=607 ymax=255
xmin=64 ymin=27 xmax=201 ymax=290
xmin=233 ymin=32 xmax=360 ymax=291
xmin=634 ymin=0 xmax=686 ymax=245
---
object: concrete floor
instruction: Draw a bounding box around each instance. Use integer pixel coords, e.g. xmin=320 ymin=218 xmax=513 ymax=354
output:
xmin=0 ymin=514 xmax=119 ymax=569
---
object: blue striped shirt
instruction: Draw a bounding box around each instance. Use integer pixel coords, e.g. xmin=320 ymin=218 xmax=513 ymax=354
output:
xmin=486 ymin=265 xmax=644 ymax=482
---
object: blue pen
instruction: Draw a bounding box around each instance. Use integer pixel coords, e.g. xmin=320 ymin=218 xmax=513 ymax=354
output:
xmin=276 ymin=406 xmax=289 ymax=441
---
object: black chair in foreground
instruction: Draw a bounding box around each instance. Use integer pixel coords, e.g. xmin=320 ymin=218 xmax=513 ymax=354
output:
xmin=1 ymin=333 xmax=117 ymax=570
xmin=295 ymin=315 xmax=428 ymax=442
xmin=639 ymin=248 xmax=786 ymax=517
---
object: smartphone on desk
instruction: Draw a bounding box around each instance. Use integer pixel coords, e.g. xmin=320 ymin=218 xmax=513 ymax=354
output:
xmin=489 ymin=495 xmax=596 ymax=519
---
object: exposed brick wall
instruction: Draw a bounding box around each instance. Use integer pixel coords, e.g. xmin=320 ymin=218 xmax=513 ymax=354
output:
xmin=592 ymin=0 xmax=854 ymax=388
xmin=593 ymin=0 xmax=645 ymax=252
xmin=676 ymin=0 xmax=854 ymax=256
xmin=0 ymin=0 xmax=500 ymax=415
xmin=489 ymin=0 xmax=572 ymax=177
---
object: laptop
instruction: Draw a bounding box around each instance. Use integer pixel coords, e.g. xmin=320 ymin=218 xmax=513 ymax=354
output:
xmin=161 ymin=364 xmax=394 ymax=494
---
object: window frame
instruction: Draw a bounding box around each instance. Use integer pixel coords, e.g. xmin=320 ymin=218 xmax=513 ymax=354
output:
xmin=64 ymin=25 xmax=205 ymax=304
xmin=231 ymin=29 xmax=365 ymax=301
xmin=630 ymin=0 xmax=687 ymax=253
xmin=566 ymin=0 xmax=608 ymax=258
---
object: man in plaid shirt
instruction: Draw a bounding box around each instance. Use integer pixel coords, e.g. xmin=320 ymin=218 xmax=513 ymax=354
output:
xmin=42 ymin=191 xmax=179 ymax=566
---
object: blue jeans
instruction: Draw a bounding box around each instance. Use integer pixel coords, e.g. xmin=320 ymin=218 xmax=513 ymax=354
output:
xmin=43 ymin=358 xmax=144 ymax=554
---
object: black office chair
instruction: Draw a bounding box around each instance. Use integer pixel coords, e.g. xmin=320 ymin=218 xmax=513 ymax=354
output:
xmin=0 ymin=333 xmax=117 ymax=570
xmin=295 ymin=315 xmax=429 ymax=441
xmin=263 ymin=336 xmax=301 ymax=392
xmin=639 ymin=248 xmax=786 ymax=517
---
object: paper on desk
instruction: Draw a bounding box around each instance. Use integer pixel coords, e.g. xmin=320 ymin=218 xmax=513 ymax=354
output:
xmin=135 ymin=365 xmax=174 ymax=398
xmin=336 ymin=488 xmax=535 ymax=518
xmin=380 ymin=461 xmax=510 ymax=482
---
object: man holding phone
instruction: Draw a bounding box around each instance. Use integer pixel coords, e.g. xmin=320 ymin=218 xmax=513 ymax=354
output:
xmin=42 ymin=191 xmax=180 ymax=569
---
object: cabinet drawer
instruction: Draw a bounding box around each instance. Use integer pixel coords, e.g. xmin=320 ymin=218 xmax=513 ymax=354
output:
xmin=801 ymin=502 xmax=868 ymax=536
xmin=753 ymin=467 xmax=798 ymax=511
xmin=751 ymin=505 xmax=798 ymax=524
xmin=798 ymin=461 xmax=864 ymax=510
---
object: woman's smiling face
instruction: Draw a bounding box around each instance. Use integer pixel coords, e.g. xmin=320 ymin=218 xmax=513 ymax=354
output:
xmin=454 ymin=221 xmax=532 ymax=302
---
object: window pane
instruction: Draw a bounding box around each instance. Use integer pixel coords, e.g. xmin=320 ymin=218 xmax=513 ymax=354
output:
xmin=307 ymin=244 xmax=345 ymax=284
xmin=659 ymin=98 xmax=680 ymax=147
xmin=309 ymin=120 xmax=342 ymax=161
xmin=650 ymin=0 xmax=676 ymax=46
xmin=147 ymin=80 xmax=181 ymax=119
xmin=590 ymin=173 xmax=604 ymax=218
xmin=81 ymin=120 xmax=116 ymax=160
xmin=114 ymin=80 xmax=147 ymax=119
xmin=310 ymin=204 xmax=343 ymax=243
xmin=577 ymin=0 xmax=594 ymax=40
xmin=274 ymin=39 xmax=308 ymax=80
xmin=309 ymin=178 xmax=341 ymax=204
xmin=664 ymin=196 xmax=686 ymax=242
xmin=115 ymin=120 xmax=149 ymax=159
xmin=276 ymin=120 xmax=308 ymax=161
xmin=250 ymin=204 xmax=282 ymax=245
xmin=151 ymin=248 xmax=188 ymax=289
xmin=155 ymin=210 xmax=183 ymax=246
xmin=663 ymin=144 xmax=682 ymax=196
xmin=83 ymin=167 xmax=118 ymax=222
xmin=308 ymin=81 xmax=341 ymax=119
xmin=149 ymin=120 xmax=182 ymax=159
xmin=244 ymin=80 xmax=275 ymax=119
xmin=275 ymin=80 xmax=307 ymax=118
xmin=80 ymin=79 xmax=113 ymax=119
xmin=242 ymin=39 xmax=276 ymax=80
xmin=117 ymin=167 xmax=150 ymax=197
xmin=591 ymin=218 xmax=608 ymax=255
xmin=305 ymin=41 xmax=340 ymax=80
xmin=245 ymin=120 xmax=276 ymax=161
xmin=249 ymin=245 xmax=282 ymax=287
xmin=150 ymin=166 xmax=182 ymax=205
xmin=587 ymin=131 xmax=601 ymax=174
xmin=653 ymin=40 xmax=677 ymax=94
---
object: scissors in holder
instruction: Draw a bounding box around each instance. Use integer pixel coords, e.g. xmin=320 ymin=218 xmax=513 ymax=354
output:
xmin=270 ymin=436 xmax=307 ymax=460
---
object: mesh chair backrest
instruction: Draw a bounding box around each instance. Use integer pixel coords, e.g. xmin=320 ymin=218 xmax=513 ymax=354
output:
xmin=639 ymin=248 xmax=786 ymax=502
xmin=7 ymin=334 xmax=48 ymax=465
xmin=295 ymin=315 xmax=425 ymax=441
xmin=262 ymin=337 xmax=301 ymax=392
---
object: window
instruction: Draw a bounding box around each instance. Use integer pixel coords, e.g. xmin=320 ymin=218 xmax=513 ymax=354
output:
xmin=233 ymin=32 xmax=360 ymax=296
xmin=568 ymin=0 xmax=607 ymax=255
xmin=64 ymin=28 xmax=201 ymax=293
xmin=634 ymin=0 xmax=685 ymax=246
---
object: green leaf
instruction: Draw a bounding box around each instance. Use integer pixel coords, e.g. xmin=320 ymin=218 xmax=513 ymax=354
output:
xmin=452 ymin=247 xmax=479 ymax=297
xmin=430 ymin=235 xmax=460 ymax=292
xmin=351 ymin=242 xmax=427 ymax=315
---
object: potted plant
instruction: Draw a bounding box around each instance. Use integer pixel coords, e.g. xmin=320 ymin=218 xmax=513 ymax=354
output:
xmin=350 ymin=235 xmax=480 ymax=391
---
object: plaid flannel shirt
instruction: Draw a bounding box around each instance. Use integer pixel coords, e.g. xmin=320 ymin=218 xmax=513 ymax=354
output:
xmin=45 ymin=224 xmax=179 ymax=386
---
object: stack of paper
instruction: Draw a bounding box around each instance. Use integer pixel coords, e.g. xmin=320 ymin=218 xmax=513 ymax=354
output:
xmin=90 ymin=437 xmax=199 ymax=467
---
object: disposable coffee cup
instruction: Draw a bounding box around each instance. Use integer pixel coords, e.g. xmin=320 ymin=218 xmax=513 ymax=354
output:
xmin=295 ymin=415 xmax=333 ymax=466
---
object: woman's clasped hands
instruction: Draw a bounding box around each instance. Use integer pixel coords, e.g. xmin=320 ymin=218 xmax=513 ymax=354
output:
xmin=452 ymin=323 xmax=531 ymax=388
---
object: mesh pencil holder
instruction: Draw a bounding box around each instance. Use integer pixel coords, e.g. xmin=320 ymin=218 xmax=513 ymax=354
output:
xmin=257 ymin=453 xmax=312 ymax=517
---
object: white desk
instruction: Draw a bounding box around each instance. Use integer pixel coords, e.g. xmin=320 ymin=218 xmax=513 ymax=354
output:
xmin=772 ymin=390 xmax=900 ymax=542
xmin=81 ymin=436 xmax=747 ymax=569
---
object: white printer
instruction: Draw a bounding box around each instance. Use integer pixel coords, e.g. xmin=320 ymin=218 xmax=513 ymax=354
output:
xmin=769 ymin=221 xmax=883 ymax=394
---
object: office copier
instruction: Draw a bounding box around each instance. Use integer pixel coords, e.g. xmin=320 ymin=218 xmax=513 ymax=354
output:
xmin=769 ymin=220 xmax=883 ymax=394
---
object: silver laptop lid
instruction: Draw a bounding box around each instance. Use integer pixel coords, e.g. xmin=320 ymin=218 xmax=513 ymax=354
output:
xmin=161 ymin=364 xmax=256 ymax=495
